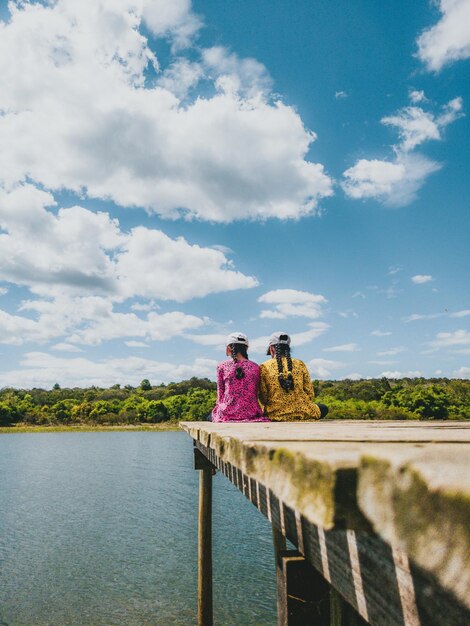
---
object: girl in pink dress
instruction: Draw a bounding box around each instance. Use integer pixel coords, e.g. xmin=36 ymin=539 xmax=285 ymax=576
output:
xmin=211 ymin=332 xmax=269 ymax=422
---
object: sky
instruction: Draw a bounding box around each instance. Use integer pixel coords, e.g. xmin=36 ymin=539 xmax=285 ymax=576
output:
xmin=0 ymin=0 xmax=469 ymax=388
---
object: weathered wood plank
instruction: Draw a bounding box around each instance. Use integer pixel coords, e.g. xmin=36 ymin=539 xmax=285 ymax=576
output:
xmin=357 ymin=445 xmax=470 ymax=611
xmin=183 ymin=423 xmax=470 ymax=625
xmin=181 ymin=421 xmax=470 ymax=445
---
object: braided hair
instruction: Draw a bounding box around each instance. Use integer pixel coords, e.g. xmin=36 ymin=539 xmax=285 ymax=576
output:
xmin=275 ymin=335 xmax=294 ymax=392
xmin=230 ymin=343 xmax=248 ymax=379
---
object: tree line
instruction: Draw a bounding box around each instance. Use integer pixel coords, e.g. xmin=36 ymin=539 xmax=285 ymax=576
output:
xmin=0 ymin=376 xmax=468 ymax=427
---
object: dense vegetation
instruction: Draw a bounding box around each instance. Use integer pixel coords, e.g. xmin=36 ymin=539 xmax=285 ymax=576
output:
xmin=0 ymin=377 xmax=468 ymax=427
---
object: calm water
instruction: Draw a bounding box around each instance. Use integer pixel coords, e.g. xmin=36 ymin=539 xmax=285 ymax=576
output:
xmin=0 ymin=432 xmax=277 ymax=625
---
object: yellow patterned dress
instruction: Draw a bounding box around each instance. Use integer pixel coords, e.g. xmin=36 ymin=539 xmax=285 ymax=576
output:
xmin=259 ymin=357 xmax=321 ymax=421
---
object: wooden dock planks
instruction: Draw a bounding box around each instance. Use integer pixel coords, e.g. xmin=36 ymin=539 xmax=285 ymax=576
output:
xmin=182 ymin=420 xmax=470 ymax=624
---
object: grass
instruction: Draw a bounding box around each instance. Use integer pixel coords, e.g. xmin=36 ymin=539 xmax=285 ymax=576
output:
xmin=0 ymin=422 xmax=182 ymax=434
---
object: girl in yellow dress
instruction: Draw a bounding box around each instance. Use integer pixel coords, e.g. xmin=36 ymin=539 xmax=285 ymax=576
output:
xmin=259 ymin=332 xmax=328 ymax=421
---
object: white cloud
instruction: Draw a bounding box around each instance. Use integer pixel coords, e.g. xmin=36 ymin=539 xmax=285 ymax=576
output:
xmin=450 ymin=309 xmax=470 ymax=318
xmin=308 ymin=358 xmax=345 ymax=379
xmin=411 ymin=274 xmax=433 ymax=284
xmin=430 ymin=329 xmax=470 ymax=349
xmin=344 ymin=372 xmax=364 ymax=381
xmin=0 ymin=185 xmax=257 ymax=301
xmin=202 ymin=46 xmax=273 ymax=99
xmin=141 ymin=0 xmax=203 ymax=50
xmin=454 ymin=366 xmax=470 ymax=378
xmin=335 ymin=91 xmax=348 ymax=99
xmin=248 ymin=322 xmax=330 ymax=355
xmin=409 ymin=90 xmax=428 ymax=104
xmin=342 ymin=97 xmax=463 ymax=206
xmin=323 ymin=343 xmax=360 ymax=353
xmin=52 ymin=343 xmax=84 ymax=353
xmin=0 ymin=287 xmax=8 ymax=296
xmin=0 ymin=352 xmax=218 ymax=388
xmin=417 ymin=0 xmax=470 ymax=71
xmin=380 ymin=370 xmax=422 ymax=379
xmin=388 ymin=265 xmax=402 ymax=275
xmin=0 ymin=296 xmax=206 ymax=347
xmin=290 ymin=323 xmax=330 ymax=346
xmin=0 ymin=0 xmax=333 ymax=222
xmin=371 ymin=330 xmax=392 ymax=336
xmin=382 ymin=107 xmax=440 ymax=152
xmin=404 ymin=313 xmax=442 ymax=322
xmin=185 ymin=333 xmax=227 ymax=347
xmin=125 ymin=341 xmax=150 ymax=348
xmin=342 ymin=153 xmax=441 ymax=206
xmin=115 ymin=226 xmax=258 ymax=302
xmin=157 ymin=58 xmax=204 ymax=100
xmin=258 ymin=289 xmax=327 ymax=320
xmin=377 ymin=346 xmax=407 ymax=356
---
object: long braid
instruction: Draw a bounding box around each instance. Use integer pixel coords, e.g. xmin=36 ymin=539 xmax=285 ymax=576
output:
xmin=285 ymin=345 xmax=294 ymax=391
xmin=231 ymin=343 xmax=245 ymax=379
xmin=275 ymin=343 xmax=284 ymax=380
xmin=276 ymin=339 xmax=294 ymax=392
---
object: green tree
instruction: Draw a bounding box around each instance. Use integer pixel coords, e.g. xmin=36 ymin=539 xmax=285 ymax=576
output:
xmin=0 ymin=402 xmax=16 ymax=426
xmin=49 ymin=399 xmax=77 ymax=423
xmin=145 ymin=401 xmax=169 ymax=423
xmin=383 ymin=385 xmax=449 ymax=419
xmin=140 ymin=379 xmax=152 ymax=391
xmin=163 ymin=395 xmax=188 ymax=420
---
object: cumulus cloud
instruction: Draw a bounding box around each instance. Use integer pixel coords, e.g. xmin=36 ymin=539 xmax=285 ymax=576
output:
xmin=342 ymin=153 xmax=441 ymax=206
xmin=0 ymin=352 xmax=218 ymax=388
xmin=0 ymin=185 xmax=257 ymax=300
xmin=141 ymin=0 xmax=203 ymax=50
xmin=323 ymin=343 xmax=360 ymax=353
xmin=417 ymin=0 xmax=470 ymax=71
xmin=380 ymin=370 xmax=422 ymax=379
xmin=342 ymin=96 xmax=463 ymax=206
xmin=258 ymin=289 xmax=327 ymax=320
xmin=0 ymin=184 xmax=263 ymax=347
xmin=454 ymin=366 xmax=470 ymax=378
xmin=411 ymin=274 xmax=433 ymax=284
xmin=0 ymin=0 xmax=333 ymax=222
xmin=248 ymin=322 xmax=330 ymax=354
xmin=429 ymin=329 xmax=470 ymax=349
xmin=184 ymin=333 xmax=227 ymax=348
xmin=371 ymin=330 xmax=392 ymax=336
xmin=308 ymin=358 xmax=345 ymax=379
xmin=0 ymin=296 xmax=205 ymax=346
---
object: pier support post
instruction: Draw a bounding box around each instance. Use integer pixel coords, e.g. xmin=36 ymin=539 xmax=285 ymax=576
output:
xmin=194 ymin=448 xmax=215 ymax=626
xmin=273 ymin=528 xmax=330 ymax=626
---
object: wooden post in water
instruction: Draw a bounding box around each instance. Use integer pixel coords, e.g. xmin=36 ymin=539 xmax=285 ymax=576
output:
xmin=273 ymin=526 xmax=288 ymax=625
xmin=273 ymin=527 xmax=330 ymax=625
xmin=194 ymin=447 xmax=214 ymax=626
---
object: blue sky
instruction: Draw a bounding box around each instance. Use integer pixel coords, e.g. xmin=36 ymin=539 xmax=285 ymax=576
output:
xmin=0 ymin=0 xmax=469 ymax=387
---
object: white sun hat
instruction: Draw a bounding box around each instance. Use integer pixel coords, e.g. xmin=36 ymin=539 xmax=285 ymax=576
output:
xmin=226 ymin=332 xmax=249 ymax=347
xmin=268 ymin=332 xmax=291 ymax=347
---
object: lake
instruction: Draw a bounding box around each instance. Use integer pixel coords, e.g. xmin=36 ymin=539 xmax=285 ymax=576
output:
xmin=0 ymin=432 xmax=277 ymax=625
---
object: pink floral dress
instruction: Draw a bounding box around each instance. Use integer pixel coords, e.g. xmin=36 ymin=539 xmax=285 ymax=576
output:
xmin=211 ymin=359 xmax=269 ymax=422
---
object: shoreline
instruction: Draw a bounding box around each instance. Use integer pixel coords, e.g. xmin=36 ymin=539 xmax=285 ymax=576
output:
xmin=0 ymin=423 xmax=181 ymax=434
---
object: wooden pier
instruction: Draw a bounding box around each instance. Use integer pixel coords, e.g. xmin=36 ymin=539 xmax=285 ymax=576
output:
xmin=181 ymin=420 xmax=470 ymax=626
